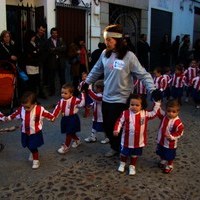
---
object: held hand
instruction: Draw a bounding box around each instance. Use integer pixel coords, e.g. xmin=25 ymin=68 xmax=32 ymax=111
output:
xmin=81 ymin=82 xmax=89 ymax=92
xmin=151 ymin=89 xmax=162 ymax=102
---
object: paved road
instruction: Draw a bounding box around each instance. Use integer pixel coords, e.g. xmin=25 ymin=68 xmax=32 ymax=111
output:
xmin=0 ymin=95 xmax=200 ymax=200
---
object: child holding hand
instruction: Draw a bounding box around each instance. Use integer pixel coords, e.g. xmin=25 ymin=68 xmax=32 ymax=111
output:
xmin=156 ymin=99 xmax=184 ymax=173
xmin=53 ymin=83 xmax=85 ymax=154
xmin=6 ymin=91 xmax=55 ymax=169
xmin=113 ymin=94 xmax=160 ymax=175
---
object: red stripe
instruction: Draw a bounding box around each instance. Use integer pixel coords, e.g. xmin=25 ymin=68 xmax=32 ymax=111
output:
xmin=61 ymin=100 xmax=67 ymax=114
xmin=124 ymin=111 xmax=130 ymax=147
xmin=34 ymin=106 xmax=41 ymax=133
xmin=25 ymin=111 xmax=30 ymax=135
xmin=160 ymin=117 xmax=169 ymax=146
xmin=69 ymin=97 xmax=76 ymax=115
xmin=134 ymin=113 xmax=140 ymax=147
xmin=143 ymin=116 xmax=147 ymax=146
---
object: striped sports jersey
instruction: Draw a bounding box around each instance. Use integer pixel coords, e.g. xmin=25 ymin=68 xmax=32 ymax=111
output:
xmin=162 ymin=74 xmax=171 ymax=88
xmin=184 ymin=67 xmax=198 ymax=85
xmin=88 ymin=89 xmax=103 ymax=122
xmin=7 ymin=105 xmax=55 ymax=135
xmin=53 ymin=94 xmax=85 ymax=118
xmin=134 ymin=80 xmax=147 ymax=94
xmin=191 ymin=76 xmax=200 ymax=90
xmin=114 ymin=102 xmax=160 ymax=148
xmin=170 ymin=73 xmax=186 ymax=88
xmin=153 ymin=76 xmax=166 ymax=91
xmin=157 ymin=109 xmax=184 ymax=149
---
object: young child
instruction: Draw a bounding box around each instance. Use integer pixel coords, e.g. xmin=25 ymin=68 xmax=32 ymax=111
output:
xmin=156 ymin=99 xmax=184 ymax=173
xmin=184 ymin=59 xmax=199 ymax=102
xmin=162 ymin=66 xmax=171 ymax=100
xmin=133 ymin=79 xmax=147 ymax=99
xmin=78 ymin=72 xmax=93 ymax=118
xmin=153 ymin=67 xmax=167 ymax=97
xmin=53 ymin=83 xmax=85 ymax=154
xmin=170 ymin=64 xmax=186 ymax=104
xmin=113 ymin=94 xmax=160 ymax=175
xmin=84 ymin=80 xmax=109 ymax=144
xmin=191 ymin=70 xmax=200 ymax=109
xmin=6 ymin=91 xmax=55 ymax=169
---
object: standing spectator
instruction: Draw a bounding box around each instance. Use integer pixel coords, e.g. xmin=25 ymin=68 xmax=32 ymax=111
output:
xmin=178 ymin=34 xmax=191 ymax=66
xmin=193 ymin=39 xmax=200 ymax=62
xmin=90 ymin=42 xmax=106 ymax=70
xmin=0 ymin=30 xmax=18 ymax=64
xmin=137 ymin=34 xmax=150 ymax=71
xmin=160 ymin=34 xmax=171 ymax=67
xmin=23 ymin=30 xmax=40 ymax=93
xmin=191 ymin=70 xmax=200 ymax=109
xmin=171 ymin=35 xmax=180 ymax=66
xmin=35 ymin=24 xmax=48 ymax=98
xmin=83 ymin=24 xmax=159 ymax=157
xmin=45 ymin=27 xmax=66 ymax=96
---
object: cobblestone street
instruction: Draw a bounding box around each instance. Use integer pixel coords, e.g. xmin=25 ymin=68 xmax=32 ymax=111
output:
xmin=0 ymin=96 xmax=200 ymax=200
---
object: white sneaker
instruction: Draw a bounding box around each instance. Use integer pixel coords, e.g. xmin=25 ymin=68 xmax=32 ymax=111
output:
xmin=72 ymin=139 xmax=81 ymax=148
xmin=84 ymin=136 xmax=97 ymax=143
xmin=32 ymin=160 xmax=40 ymax=169
xmin=28 ymin=153 xmax=33 ymax=161
xmin=129 ymin=165 xmax=136 ymax=175
xmin=101 ymin=137 xmax=110 ymax=144
xmin=105 ymin=149 xmax=118 ymax=157
xmin=57 ymin=144 xmax=69 ymax=154
xmin=118 ymin=162 xmax=126 ymax=173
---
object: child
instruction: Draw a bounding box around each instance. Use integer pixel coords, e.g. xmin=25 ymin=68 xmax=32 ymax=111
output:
xmin=156 ymin=99 xmax=184 ymax=173
xmin=53 ymin=83 xmax=85 ymax=154
xmin=133 ymin=79 xmax=147 ymax=99
xmin=170 ymin=64 xmax=186 ymax=104
xmin=191 ymin=70 xmax=200 ymax=109
xmin=153 ymin=67 xmax=167 ymax=97
xmin=6 ymin=91 xmax=55 ymax=169
xmin=113 ymin=94 xmax=160 ymax=175
xmin=84 ymin=80 xmax=109 ymax=144
xmin=78 ymin=72 xmax=93 ymax=118
xmin=184 ymin=59 xmax=199 ymax=102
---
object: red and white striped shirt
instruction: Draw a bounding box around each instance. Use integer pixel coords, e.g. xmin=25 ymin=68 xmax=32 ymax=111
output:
xmin=134 ymin=80 xmax=147 ymax=94
xmin=7 ymin=105 xmax=55 ymax=135
xmin=114 ymin=102 xmax=160 ymax=148
xmin=88 ymin=89 xmax=103 ymax=122
xmin=162 ymin=74 xmax=171 ymax=89
xmin=78 ymin=81 xmax=92 ymax=91
xmin=154 ymin=76 xmax=166 ymax=91
xmin=184 ymin=67 xmax=198 ymax=85
xmin=53 ymin=95 xmax=85 ymax=118
xmin=170 ymin=73 xmax=186 ymax=88
xmin=191 ymin=76 xmax=200 ymax=91
xmin=0 ymin=111 xmax=5 ymax=121
xmin=157 ymin=109 xmax=184 ymax=149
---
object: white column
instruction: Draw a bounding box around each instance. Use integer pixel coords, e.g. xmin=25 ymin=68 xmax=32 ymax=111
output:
xmin=0 ymin=0 xmax=7 ymax=31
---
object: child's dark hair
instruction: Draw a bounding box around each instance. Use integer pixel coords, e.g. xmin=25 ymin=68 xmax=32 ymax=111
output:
xmin=154 ymin=67 xmax=162 ymax=74
xmin=166 ymin=99 xmax=181 ymax=111
xmin=94 ymin=80 xmax=104 ymax=91
xmin=127 ymin=93 xmax=147 ymax=110
xmin=62 ymin=83 xmax=74 ymax=94
xmin=175 ymin=64 xmax=184 ymax=73
xmin=21 ymin=91 xmax=37 ymax=105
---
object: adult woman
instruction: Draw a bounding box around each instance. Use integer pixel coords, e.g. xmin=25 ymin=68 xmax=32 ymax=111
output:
xmin=0 ymin=30 xmax=18 ymax=64
xmin=83 ymin=24 xmax=158 ymax=157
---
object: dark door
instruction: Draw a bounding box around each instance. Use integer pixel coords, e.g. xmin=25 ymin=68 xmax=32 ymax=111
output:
xmin=56 ymin=6 xmax=86 ymax=46
xmin=150 ymin=8 xmax=172 ymax=70
xmin=35 ymin=6 xmax=45 ymax=30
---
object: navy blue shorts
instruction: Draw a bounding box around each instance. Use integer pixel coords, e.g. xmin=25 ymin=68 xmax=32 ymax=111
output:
xmin=120 ymin=146 xmax=143 ymax=156
xmin=171 ymin=87 xmax=183 ymax=98
xmin=61 ymin=114 xmax=80 ymax=134
xmin=156 ymin=144 xmax=176 ymax=161
xmin=21 ymin=131 xmax=44 ymax=149
xmin=92 ymin=121 xmax=104 ymax=132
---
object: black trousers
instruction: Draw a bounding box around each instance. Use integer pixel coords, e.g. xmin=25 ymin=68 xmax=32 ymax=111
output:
xmin=102 ymin=101 xmax=127 ymax=152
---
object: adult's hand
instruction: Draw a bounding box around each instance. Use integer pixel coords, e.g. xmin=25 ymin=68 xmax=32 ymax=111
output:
xmin=81 ymin=82 xmax=89 ymax=92
xmin=151 ymin=89 xmax=162 ymax=102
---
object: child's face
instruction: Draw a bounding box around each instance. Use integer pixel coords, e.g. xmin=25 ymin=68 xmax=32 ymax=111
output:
xmin=154 ymin=70 xmax=161 ymax=77
xmin=61 ymin=88 xmax=73 ymax=100
xmin=22 ymin=102 xmax=35 ymax=112
xmin=129 ymin=99 xmax=142 ymax=113
xmin=82 ymin=74 xmax=87 ymax=81
xmin=166 ymin=107 xmax=179 ymax=119
xmin=190 ymin=60 xmax=197 ymax=68
xmin=175 ymin=69 xmax=181 ymax=75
